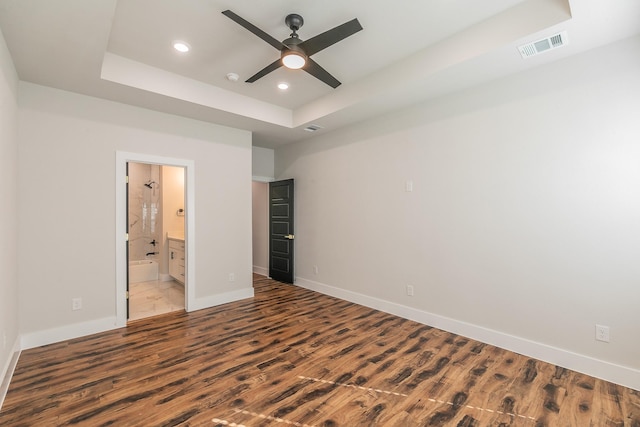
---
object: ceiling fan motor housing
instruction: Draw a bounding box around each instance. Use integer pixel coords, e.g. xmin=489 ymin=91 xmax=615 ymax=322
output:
xmin=283 ymin=36 xmax=303 ymax=48
xmin=285 ymin=14 xmax=304 ymax=32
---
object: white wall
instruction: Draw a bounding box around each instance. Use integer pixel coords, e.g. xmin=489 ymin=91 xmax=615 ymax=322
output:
xmin=275 ymin=35 xmax=640 ymax=390
xmin=17 ymin=82 xmax=253 ymax=345
xmin=162 ymin=165 xmax=185 ymax=239
xmin=252 ymin=146 xmax=274 ymax=181
xmin=252 ymin=182 xmax=269 ymax=275
xmin=251 ymin=146 xmax=273 ymax=276
xmin=160 ymin=165 xmax=185 ymax=277
xmin=0 ymin=28 xmax=19 ymax=403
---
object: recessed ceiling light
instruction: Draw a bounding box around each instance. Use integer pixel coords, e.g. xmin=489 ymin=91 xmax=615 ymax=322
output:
xmin=173 ymin=41 xmax=190 ymax=53
xmin=277 ymin=82 xmax=289 ymax=90
xmin=226 ymin=73 xmax=240 ymax=82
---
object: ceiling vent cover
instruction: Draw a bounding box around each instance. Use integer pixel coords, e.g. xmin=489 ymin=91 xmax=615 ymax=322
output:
xmin=304 ymin=124 xmax=323 ymax=132
xmin=518 ymin=31 xmax=568 ymax=58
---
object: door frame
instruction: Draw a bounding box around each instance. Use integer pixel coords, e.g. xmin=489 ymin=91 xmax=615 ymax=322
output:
xmin=115 ymin=151 xmax=196 ymax=327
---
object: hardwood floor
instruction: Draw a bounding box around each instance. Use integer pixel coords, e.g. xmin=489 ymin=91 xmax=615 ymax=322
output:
xmin=1 ymin=274 xmax=639 ymax=426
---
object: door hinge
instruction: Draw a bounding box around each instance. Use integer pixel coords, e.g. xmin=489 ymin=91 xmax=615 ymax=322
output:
xmin=126 ymin=291 xmax=129 ymax=299
xmin=126 ymin=175 xmax=129 ymax=184
xmin=125 ymin=233 xmax=129 ymax=241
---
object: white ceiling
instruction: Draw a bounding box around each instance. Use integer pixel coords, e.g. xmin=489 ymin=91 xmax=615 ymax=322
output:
xmin=1 ymin=0 xmax=639 ymax=148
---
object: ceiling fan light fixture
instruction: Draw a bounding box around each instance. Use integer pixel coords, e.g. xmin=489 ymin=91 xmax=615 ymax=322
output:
xmin=282 ymin=51 xmax=306 ymax=69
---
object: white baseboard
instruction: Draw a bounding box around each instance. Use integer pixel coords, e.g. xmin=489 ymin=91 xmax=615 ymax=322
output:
xmin=20 ymin=317 xmax=119 ymax=350
xmin=3 ymin=286 xmax=250 ymax=408
xmin=188 ymin=287 xmax=254 ymax=312
xmin=0 ymin=338 xmax=20 ymax=411
xmin=252 ymin=266 xmax=268 ymax=276
xmin=295 ymin=276 xmax=640 ymax=391
xmin=19 ymin=287 xmax=254 ymax=349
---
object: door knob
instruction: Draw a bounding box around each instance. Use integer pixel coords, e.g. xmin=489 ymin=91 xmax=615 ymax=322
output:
xmin=284 ymin=234 xmax=295 ymax=240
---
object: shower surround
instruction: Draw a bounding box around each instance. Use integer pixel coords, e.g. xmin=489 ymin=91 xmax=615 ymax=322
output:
xmin=128 ymin=163 xmax=161 ymax=262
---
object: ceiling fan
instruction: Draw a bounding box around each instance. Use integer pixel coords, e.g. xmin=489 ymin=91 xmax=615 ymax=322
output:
xmin=222 ymin=10 xmax=363 ymax=88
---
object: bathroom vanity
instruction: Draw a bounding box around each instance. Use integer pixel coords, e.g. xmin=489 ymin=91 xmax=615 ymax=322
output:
xmin=168 ymin=237 xmax=185 ymax=284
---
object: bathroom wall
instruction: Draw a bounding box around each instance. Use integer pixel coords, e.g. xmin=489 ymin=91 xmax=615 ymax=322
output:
xmin=128 ymin=163 xmax=184 ymax=277
xmin=128 ymin=163 xmax=161 ymax=262
xmin=162 ymin=165 xmax=185 ymax=239
xmin=161 ymin=165 xmax=185 ymax=277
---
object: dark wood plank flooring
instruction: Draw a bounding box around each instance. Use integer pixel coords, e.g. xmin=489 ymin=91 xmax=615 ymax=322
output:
xmin=1 ymin=274 xmax=639 ymax=426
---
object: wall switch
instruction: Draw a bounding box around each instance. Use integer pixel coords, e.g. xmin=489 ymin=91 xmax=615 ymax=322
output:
xmin=228 ymin=273 xmax=236 ymax=282
xmin=313 ymin=265 xmax=319 ymax=275
xmin=595 ymin=324 xmax=610 ymax=342
xmin=2 ymin=331 xmax=6 ymax=349
xmin=72 ymin=298 xmax=82 ymax=311
xmin=406 ymin=285 xmax=414 ymax=296
xmin=405 ymin=180 xmax=413 ymax=192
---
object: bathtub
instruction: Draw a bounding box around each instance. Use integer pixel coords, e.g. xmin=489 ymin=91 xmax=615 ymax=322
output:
xmin=129 ymin=260 xmax=159 ymax=283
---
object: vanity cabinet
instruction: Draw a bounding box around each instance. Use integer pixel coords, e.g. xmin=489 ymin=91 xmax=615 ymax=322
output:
xmin=168 ymin=238 xmax=185 ymax=283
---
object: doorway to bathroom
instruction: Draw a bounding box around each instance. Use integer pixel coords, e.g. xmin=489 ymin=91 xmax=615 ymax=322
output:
xmin=127 ymin=162 xmax=186 ymax=321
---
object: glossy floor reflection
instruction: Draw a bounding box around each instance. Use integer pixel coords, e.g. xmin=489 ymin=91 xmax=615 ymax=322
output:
xmin=4 ymin=275 xmax=638 ymax=426
xmin=128 ymin=279 xmax=184 ymax=321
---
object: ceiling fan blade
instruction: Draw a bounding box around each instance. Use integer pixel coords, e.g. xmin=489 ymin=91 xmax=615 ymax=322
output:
xmin=298 ymin=18 xmax=363 ymax=57
xmin=246 ymin=58 xmax=283 ymax=83
xmin=222 ymin=10 xmax=285 ymax=51
xmin=303 ymin=58 xmax=341 ymax=88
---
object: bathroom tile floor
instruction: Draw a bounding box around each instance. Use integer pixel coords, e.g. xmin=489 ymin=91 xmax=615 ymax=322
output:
xmin=128 ymin=280 xmax=184 ymax=321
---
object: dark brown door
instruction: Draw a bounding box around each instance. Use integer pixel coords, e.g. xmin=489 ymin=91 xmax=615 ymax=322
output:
xmin=269 ymin=179 xmax=294 ymax=283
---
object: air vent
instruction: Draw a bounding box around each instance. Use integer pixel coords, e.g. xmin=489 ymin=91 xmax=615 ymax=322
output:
xmin=304 ymin=124 xmax=323 ymax=132
xmin=518 ymin=31 xmax=568 ymax=58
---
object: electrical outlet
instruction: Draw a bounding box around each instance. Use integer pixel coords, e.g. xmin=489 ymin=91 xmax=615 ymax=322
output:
xmin=595 ymin=324 xmax=610 ymax=342
xmin=313 ymin=265 xmax=319 ymax=275
xmin=228 ymin=273 xmax=236 ymax=282
xmin=72 ymin=298 xmax=82 ymax=311
xmin=406 ymin=285 xmax=414 ymax=296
